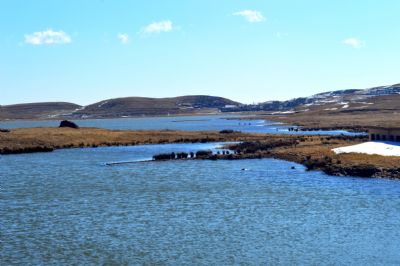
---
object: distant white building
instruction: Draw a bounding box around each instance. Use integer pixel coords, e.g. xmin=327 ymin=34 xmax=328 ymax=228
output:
xmin=224 ymin=105 xmax=237 ymax=108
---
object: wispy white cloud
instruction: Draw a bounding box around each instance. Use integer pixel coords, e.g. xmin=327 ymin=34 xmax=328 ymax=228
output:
xmin=117 ymin=33 xmax=129 ymax=44
xmin=142 ymin=20 xmax=173 ymax=34
xmin=233 ymin=10 xmax=265 ymax=23
xmin=25 ymin=29 xmax=71 ymax=45
xmin=342 ymin=37 xmax=365 ymax=48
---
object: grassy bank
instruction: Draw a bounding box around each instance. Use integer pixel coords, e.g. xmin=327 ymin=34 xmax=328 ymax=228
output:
xmin=0 ymin=127 xmax=272 ymax=154
xmin=224 ymin=136 xmax=400 ymax=178
xmin=1 ymin=127 xmax=399 ymax=178
xmin=152 ymin=134 xmax=400 ymax=178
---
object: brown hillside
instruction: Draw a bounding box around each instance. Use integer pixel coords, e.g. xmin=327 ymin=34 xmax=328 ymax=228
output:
xmin=73 ymin=95 xmax=240 ymax=118
xmin=0 ymin=102 xmax=81 ymax=120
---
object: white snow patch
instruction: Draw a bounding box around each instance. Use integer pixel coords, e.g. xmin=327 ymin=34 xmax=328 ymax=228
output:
xmin=320 ymin=99 xmax=339 ymax=103
xmin=271 ymin=110 xmax=295 ymax=114
xmin=74 ymin=106 xmax=86 ymax=111
xmin=342 ymin=104 xmax=349 ymax=109
xmin=98 ymin=101 xmax=108 ymax=108
xmin=354 ymin=101 xmax=374 ymax=105
xmin=333 ymin=142 xmax=400 ymax=157
xmin=324 ymin=107 xmax=338 ymax=111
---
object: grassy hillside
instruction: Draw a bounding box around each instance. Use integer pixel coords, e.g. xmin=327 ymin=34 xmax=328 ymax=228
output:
xmin=0 ymin=96 xmax=239 ymax=120
xmin=0 ymin=102 xmax=81 ymax=120
xmin=265 ymin=94 xmax=400 ymax=130
xmin=73 ymin=95 xmax=240 ymax=118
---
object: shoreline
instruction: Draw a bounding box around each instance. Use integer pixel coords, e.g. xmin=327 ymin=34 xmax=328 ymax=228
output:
xmin=1 ymin=127 xmax=399 ymax=179
xmin=0 ymin=112 xmax=369 ymax=133
xmin=0 ymin=112 xmax=244 ymax=123
xmin=150 ymin=135 xmax=400 ymax=179
xmin=0 ymin=127 xmax=271 ymax=155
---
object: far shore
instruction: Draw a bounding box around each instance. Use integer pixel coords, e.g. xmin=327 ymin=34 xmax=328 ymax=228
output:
xmin=1 ymin=126 xmax=400 ymax=179
xmin=1 ymin=111 xmax=378 ymax=133
xmin=0 ymin=111 xmax=245 ymax=122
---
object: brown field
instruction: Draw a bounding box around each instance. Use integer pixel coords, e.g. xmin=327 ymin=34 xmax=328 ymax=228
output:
xmin=0 ymin=102 xmax=81 ymax=120
xmin=270 ymin=136 xmax=400 ymax=169
xmin=264 ymin=112 xmax=400 ymax=131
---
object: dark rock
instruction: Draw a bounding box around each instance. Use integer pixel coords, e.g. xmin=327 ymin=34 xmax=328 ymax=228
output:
xmin=209 ymin=154 xmax=218 ymax=160
xmin=196 ymin=150 xmax=213 ymax=158
xmin=59 ymin=120 xmax=79 ymax=129
xmin=342 ymin=165 xmax=378 ymax=177
xmin=0 ymin=128 xmax=10 ymax=133
xmin=0 ymin=146 xmax=54 ymax=155
xmin=176 ymin=152 xmax=189 ymax=159
xmin=322 ymin=164 xmax=379 ymax=178
xmin=219 ymin=129 xmax=237 ymax=134
xmin=153 ymin=152 xmax=176 ymax=161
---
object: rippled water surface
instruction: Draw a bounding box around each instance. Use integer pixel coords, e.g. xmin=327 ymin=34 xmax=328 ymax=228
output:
xmin=1 ymin=143 xmax=400 ymax=265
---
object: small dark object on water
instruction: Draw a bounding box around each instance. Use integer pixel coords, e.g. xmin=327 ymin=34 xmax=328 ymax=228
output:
xmin=59 ymin=120 xmax=79 ymax=129
xmin=291 ymin=166 xmax=296 ymax=169
xmin=0 ymin=128 xmax=10 ymax=133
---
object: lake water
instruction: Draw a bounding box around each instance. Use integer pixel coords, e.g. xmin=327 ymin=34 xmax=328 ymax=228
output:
xmin=1 ymin=143 xmax=400 ymax=265
xmin=0 ymin=115 xmax=360 ymax=135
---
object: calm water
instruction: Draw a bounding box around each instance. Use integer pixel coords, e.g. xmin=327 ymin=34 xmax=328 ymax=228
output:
xmin=0 ymin=115 xmax=359 ymax=135
xmin=1 ymin=143 xmax=400 ymax=265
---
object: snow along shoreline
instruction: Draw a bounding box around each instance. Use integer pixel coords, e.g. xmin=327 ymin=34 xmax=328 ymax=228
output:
xmin=333 ymin=141 xmax=400 ymax=157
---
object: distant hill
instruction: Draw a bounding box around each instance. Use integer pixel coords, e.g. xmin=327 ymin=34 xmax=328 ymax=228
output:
xmin=281 ymin=83 xmax=400 ymax=115
xmin=222 ymin=83 xmax=400 ymax=113
xmin=0 ymin=102 xmax=81 ymax=120
xmin=2 ymin=84 xmax=400 ymax=121
xmin=244 ymin=83 xmax=400 ymax=130
xmin=73 ymin=95 xmax=240 ymax=118
xmin=0 ymin=96 xmax=240 ymax=120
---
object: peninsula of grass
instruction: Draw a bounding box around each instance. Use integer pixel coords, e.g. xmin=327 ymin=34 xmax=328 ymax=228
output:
xmin=0 ymin=127 xmax=269 ymax=154
xmin=1 ymin=126 xmax=399 ymax=178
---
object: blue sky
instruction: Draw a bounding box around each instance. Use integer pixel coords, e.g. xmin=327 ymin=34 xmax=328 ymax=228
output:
xmin=1 ymin=0 xmax=399 ymax=105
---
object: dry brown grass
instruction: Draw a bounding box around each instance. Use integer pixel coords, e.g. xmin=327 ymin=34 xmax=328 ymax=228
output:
xmin=271 ymin=136 xmax=400 ymax=169
xmin=261 ymin=111 xmax=400 ymax=130
xmin=0 ymin=127 xmax=275 ymax=152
